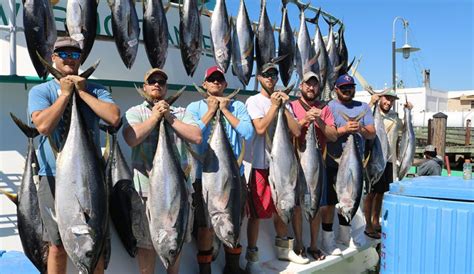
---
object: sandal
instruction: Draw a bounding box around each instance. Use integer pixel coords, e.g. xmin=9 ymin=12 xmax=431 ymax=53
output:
xmin=307 ymin=248 xmax=326 ymax=261
xmin=364 ymin=230 xmax=381 ymax=240
xmin=374 ymin=226 xmax=382 ymax=233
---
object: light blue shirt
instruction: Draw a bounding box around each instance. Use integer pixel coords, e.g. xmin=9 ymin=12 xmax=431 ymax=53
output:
xmin=186 ymin=99 xmax=254 ymax=178
xmin=28 ymin=80 xmax=114 ymax=176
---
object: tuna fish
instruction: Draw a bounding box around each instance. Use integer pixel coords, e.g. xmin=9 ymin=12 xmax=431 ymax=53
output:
xmin=337 ymin=25 xmax=349 ymax=75
xmin=255 ymin=0 xmax=275 ymax=72
xmin=307 ymin=10 xmax=329 ymax=95
xmin=23 ymin=0 xmax=57 ymax=79
xmin=397 ymin=104 xmax=415 ymax=180
xmin=335 ymin=113 xmax=365 ymax=222
xmin=278 ymin=0 xmax=294 ymax=87
xmin=322 ymin=19 xmax=341 ymax=100
xmin=192 ymin=87 xmax=243 ymax=248
xmin=100 ymin=124 xmax=140 ymax=258
xmin=107 ymin=0 xmax=140 ymax=69
xmin=295 ymin=3 xmax=317 ymax=81
xmin=268 ymin=102 xmax=298 ymax=224
xmin=38 ymin=59 xmax=107 ymax=273
xmin=231 ymin=0 xmax=254 ymax=86
xmin=66 ymin=0 xmax=98 ymax=64
xmin=143 ymin=0 xmax=169 ymax=69
xmin=147 ymin=89 xmax=190 ymax=268
xmin=297 ymin=119 xmax=324 ymax=221
xmin=364 ymin=102 xmax=389 ymax=190
xmin=5 ymin=114 xmax=48 ymax=273
xmin=179 ymin=0 xmax=202 ymax=76
xmin=210 ymin=0 xmax=232 ymax=72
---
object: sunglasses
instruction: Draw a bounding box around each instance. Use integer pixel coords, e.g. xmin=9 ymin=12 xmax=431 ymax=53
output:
xmin=146 ymin=78 xmax=167 ymax=86
xmin=206 ymin=75 xmax=225 ymax=83
xmin=261 ymin=71 xmax=278 ymax=79
xmin=338 ymin=85 xmax=355 ymax=92
xmin=55 ymin=51 xmax=81 ymax=60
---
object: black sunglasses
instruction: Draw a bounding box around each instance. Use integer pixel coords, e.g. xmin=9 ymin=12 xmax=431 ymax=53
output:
xmin=206 ymin=74 xmax=225 ymax=83
xmin=146 ymin=79 xmax=167 ymax=86
xmin=261 ymin=70 xmax=278 ymax=79
xmin=338 ymin=85 xmax=355 ymax=92
xmin=55 ymin=51 xmax=81 ymax=60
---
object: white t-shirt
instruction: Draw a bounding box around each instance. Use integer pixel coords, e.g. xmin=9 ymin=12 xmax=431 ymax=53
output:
xmin=244 ymin=93 xmax=295 ymax=169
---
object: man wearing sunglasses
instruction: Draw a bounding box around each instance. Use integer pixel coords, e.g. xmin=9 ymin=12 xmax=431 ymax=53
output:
xmin=289 ymin=71 xmax=338 ymax=261
xmin=122 ymin=68 xmax=202 ymax=274
xmin=319 ymin=74 xmax=376 ymax=255
xmin=185 ymin=66 xmax=254 ymax=274
xmin=243 ymin=63 xmax=308 ymax=273
xmin=27 ymin=36 xmax=121 ymax=274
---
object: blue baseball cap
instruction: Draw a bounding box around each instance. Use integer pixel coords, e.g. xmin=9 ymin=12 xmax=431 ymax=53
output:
xmin=335 ymin=74 xmax=356 ymax=87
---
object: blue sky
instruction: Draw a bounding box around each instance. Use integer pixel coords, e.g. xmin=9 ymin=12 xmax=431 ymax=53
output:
xmin=216 ymin=0 xmax=473 ymax=91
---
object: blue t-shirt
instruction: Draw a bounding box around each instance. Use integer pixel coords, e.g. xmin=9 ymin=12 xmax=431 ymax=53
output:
xmin=326 ymin=99 xmax=374 ymax=167
xmin=28 ymin=80 xmax=114 ymax=176
xmin=186 ymin=99 xmax=254 ymax=178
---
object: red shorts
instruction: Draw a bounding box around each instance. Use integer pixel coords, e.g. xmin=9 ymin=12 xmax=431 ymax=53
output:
xmin=246 ymin=168 xmax=275 ymax=219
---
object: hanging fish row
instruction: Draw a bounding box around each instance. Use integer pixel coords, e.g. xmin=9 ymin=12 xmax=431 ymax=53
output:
xmin=23 ymin=0 xmax=350 ymax=91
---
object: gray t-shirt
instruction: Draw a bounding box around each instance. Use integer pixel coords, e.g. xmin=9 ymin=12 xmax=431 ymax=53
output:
xmin=417 ymin=157 xmax=443 ymax=176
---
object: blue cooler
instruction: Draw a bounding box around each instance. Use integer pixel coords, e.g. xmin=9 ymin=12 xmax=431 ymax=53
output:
xmin=381 ymin=176 xmax=474 ymax=274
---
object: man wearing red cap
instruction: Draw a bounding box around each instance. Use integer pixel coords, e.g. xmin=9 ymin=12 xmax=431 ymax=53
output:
xmin=320 ymin=74 xmax=375 ymax=255
xmin=123 ymin=68 xmax=202 ymax=274
xmin=185 ymin=66 xmax=254 ymax=274
xmin=28 ymin=36 xmax=121 ymax=274
xmin=289 ymin=71 xmax=338 ymax=260
xmin=243 ymin=63 xmax=309 ymax=273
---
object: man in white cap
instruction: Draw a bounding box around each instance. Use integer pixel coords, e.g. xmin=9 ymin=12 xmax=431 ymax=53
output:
xmin=123 ymin=68 xmax=202 ymax=274
xmin=289 ymin=71 xmax=337 ymax=260
xmin=365 ymin=91 xmax=412 ymax=238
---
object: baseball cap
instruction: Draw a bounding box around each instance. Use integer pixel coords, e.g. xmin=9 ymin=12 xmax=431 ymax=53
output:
xmin=260 ymin=62 xmax=278 ymax=74
xmin=302 ymin=71 xmax=320 ymax=83
xmin=424 ymin=145 xmax=436 ymax=153
xmin=335 ymin=74 xmax=356 ymax=87
xmin=53 ymin=36 xmax=82 ymax=52
xmin=204 ymin=66 xmax=225 ymax=80
xmin=144 ymin=68 xmax=168 ymax=83
xmin=383 ymin=90 xmax=400 ymax=99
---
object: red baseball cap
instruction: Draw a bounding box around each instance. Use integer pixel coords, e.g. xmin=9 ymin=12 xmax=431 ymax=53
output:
xmin=204 ymin=66 xmax=225 ymax=81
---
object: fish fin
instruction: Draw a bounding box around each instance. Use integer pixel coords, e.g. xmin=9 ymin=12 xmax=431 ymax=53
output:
xmin=9 ymin=113 xmax=39 ymax=138
xmin=226 ymin=88 xmax=241 ymax=99
xmin=184 ymin=141 xmax=204 ymax=164
xmin=265 ymin=132 xmax=273 ymax=151
xmin=237 ymin=141 xmax=245 ymax=166
xmin=193 ymin=83 xmax=209 ymax=98
xmin=306 ymin=7 xmax=321 ymax=24
xmin=134 ymin=84 xmax=155 ymax=106
xmin=165 ymin=86 xmax=186 ymax=105
xmin=363 ymin=151 xmax=371 ymax=168
xmin=47 ymin=135 xmax=59 ymax=158
xmin=346 ymin=57 xmax=355 ymax=74
xmin=281 ymin=83 xmax=295 ymax=95
xmin=46 ymin=207 xmax=58 ymax=223
xmin=36 ymin=51 xmax=64 ymax=80
xmin=270 ymin=54 xmax=287 ymax=65
xmin=326 ymin=152 xmax=340 ymax=165
xmin=0 ymin=189 xmax=18 ymax=205
xmin=75 ymin=195 xmax=91 ymax=224
xmin=79 ymin=59 xmax=101 ymax=79
xmin=102 ymin=127 xmax=111 ymax=162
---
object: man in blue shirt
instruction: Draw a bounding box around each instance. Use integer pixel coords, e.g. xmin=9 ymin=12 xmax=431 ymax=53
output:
xmin=28 ymin=36 xmax=120 ymax=274
xmin=320 ymin=74 xmax=376 ymax=255
xmin=186 ymin=66 xmax=254 ymax=274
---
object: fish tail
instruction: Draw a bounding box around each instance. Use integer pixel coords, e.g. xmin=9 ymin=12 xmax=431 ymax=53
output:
xmin=10 ymin=113 xmax=39 ymax=138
